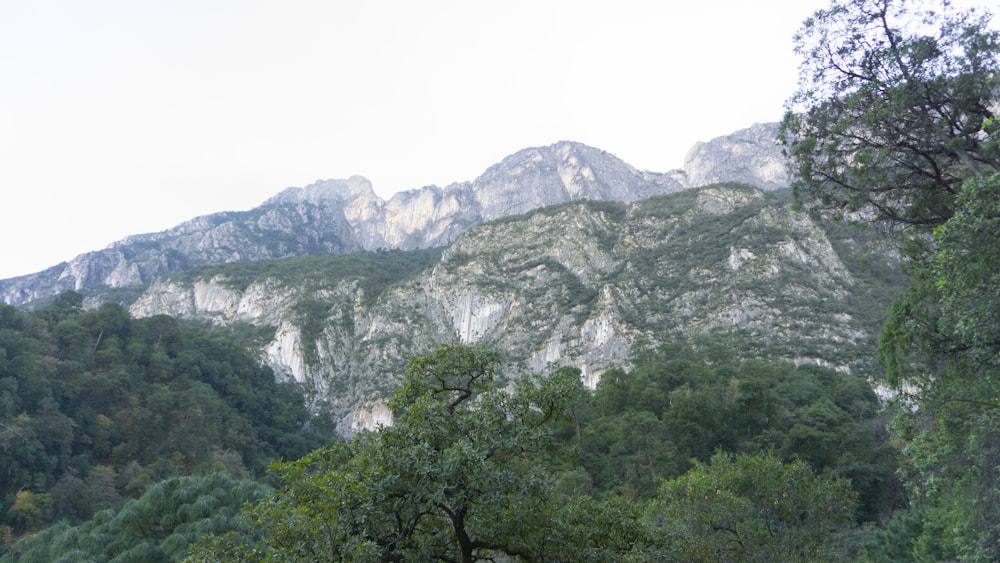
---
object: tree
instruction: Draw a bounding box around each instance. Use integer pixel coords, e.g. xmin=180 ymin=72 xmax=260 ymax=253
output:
xmin=0 ymin=296 xmax=326 ymax=542
xmin=933 ymin=168 xmax=1000 ymax=354
xmin=877 ymin=164 xmax=1000 ymax=560
xmin=582 ymin=410 xmax=681 ymax=499
xmin=4 ymin=474 xmax=271 ymax=563
xmin=204 ymin=345 xmax=643 ymax=562
xmin=780 ymin=0 xmax=1000 ymax=229
xmin=576 ymin=350 xmax=897 ymax=520
xmin=5 ymin=491 xmax=51 ymax=537
xmin=782 ymin=0 xmax=1000 ymax=556
xmin=645 ymin=452 xmax=857 ymax=562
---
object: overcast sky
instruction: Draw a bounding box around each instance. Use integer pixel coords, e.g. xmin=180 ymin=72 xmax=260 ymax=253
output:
xmin=0 ymin=0 xmax=909 ymax=279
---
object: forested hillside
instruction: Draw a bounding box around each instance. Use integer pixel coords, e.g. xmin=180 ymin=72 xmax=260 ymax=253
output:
xmin=2 ymin=0 xmax=999 ymax=560
xmin=0 ymin=294 xmax=328 ymax=550
xmin=185 ymin=344 xmax=897 ymax=561
xmin=8 ymin=344 xmax=897 ymax=561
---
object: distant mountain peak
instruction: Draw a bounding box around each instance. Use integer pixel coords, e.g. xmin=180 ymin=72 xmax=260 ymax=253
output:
xmin=1 ymin=122 xmax=791 ymax=306
xmin=683 ymin=122 xmax=788 ymax=190
xmin=265 ymin=176 xmax=381 ymax=206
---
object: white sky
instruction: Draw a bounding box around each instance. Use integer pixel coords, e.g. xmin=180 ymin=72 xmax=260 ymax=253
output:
xmin=0 ymin=0 xmax=864 ymax=279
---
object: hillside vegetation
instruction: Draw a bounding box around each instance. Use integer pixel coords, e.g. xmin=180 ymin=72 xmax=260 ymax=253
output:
xmin=3 ymin=0 xmax=1000 ymax=558
xmin=0 ymin=294 xmax=328 ymax=548
xmin=124 ymin=185 xmax=906 ymax=434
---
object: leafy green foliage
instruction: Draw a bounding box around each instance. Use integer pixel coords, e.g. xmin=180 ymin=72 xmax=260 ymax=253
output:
xmin=195 ymin=345 xmax=645 ymax=561
xmin=645 ymin=452 xmax=857 ymax=562
xmin=933 ymin=171 xmax=1000 ymax=354
xmin=781 ymin=0 xmax=1000 ymax=228
xmin=781 ymin=0 xmax=1000 ymax=556
xmin=875 ymin=168 xmax=1000 ymax=560
xmin=4 ymin=474 xmax=272 ymax=563
xmin=173 ymin=344 xmax=903 ymax=561
xmin=0 ymin=295 xmax=327 ymax=548
xmin=575 ymin=347 xmax=900 ymax=523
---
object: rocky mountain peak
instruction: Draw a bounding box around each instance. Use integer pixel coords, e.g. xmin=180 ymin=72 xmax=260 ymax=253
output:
xmin=682 ymin=122 xmax=788 ymax=190
xmin=124 ymin=184 xmax=901 ymax=434
xmin=1 ymin=123 xmax=792 ymax=306
xmin=265 ymin=176 xmax=382 ymax=207
xmin=469 ymin=140 xmax=686 ymax=222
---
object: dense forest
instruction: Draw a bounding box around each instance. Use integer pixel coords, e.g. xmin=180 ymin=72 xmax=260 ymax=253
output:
xmin=0 ymin=293 xmax=329 ymax=554
xmin=3 ymin=0 xmax=1000 ymax=560
xmin=4 ymin=340 xmax=897 ymax=561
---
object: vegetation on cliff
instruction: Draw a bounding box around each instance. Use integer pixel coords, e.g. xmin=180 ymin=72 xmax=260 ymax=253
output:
xmin=1 ymin=0 xmax=999 ymax=560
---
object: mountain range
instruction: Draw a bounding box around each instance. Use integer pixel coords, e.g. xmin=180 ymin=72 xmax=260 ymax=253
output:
xmin=1 ymin=122 xmax=905 ymax=435
xmin=0 ymin=123 xmax=786 ymax=306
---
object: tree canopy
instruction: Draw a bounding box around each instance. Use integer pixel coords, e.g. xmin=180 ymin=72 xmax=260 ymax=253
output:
xmin=876 ymin=163 xmax=1000 ymax=559
xmin=645 ymin=451 xmax=857 ymax=562
xmin=780 ymin=0 xmax=1000 ymax=229
xmin=781 ymin=0 xmax=1000 ymax=558
xmin=4 ymin=474 xmax=271 ymax=563
xmin=190 ymin=345 xmax=870 ymax=562
xmin=574 ymin=352 xmax=899 ymax=523
xmin=194 ymin=345 xmax=645 ymax=562
xmin=0 ymin=295 xmax=327 ymax=550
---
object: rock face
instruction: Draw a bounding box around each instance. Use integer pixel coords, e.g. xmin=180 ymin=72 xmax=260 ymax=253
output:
xmin=4 ymin=121 xmax=853 ymax=438
xmin=0 ymin=124 xmax=788 ymax=306
xmin=0 ymin=177 xmax=370 ymax=305
xmin=681 ymin=122 xmax=789 ymax=190
xmin=127 ymin=183 xmax=902 ymax=435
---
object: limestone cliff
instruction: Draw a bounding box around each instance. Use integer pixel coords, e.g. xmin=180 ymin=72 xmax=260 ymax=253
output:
xmin=128 ymin=184 xmax=902 ymax=435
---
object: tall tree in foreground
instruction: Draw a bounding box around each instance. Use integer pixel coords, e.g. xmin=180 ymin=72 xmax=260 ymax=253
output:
xmin=781 ymin=0 xmax=1000 ymax=558
xmin=191 ymin=345 xmax=644 ymax=562
xmin=877 ymin=159 xmax=1000 ymax=560
xmin=780 ymin=0 xmax=999 ymax=229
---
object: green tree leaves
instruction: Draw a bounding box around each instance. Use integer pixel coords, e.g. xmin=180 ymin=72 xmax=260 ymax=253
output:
xmin=874 ymin=170 xmax=1000 ymax=559
xmin=646 ymin=452 xmax=857 ymax=562
xmin=5 ymin=474 xmax=271 ymax=563
xmin=933 ymin=170 xmax=1000 ymax=355
xmin=780 ymin=0 xmax=1000 ymax=228
xmin=214 ymin=345 xmax=641 ymax=562
xmin=0 ymin=296 xmax=326 ymax=548
xmin=578 ymin=348 xmax=896 ymax=522
xmin=781 ymin=0 xmax=1000 ymax=557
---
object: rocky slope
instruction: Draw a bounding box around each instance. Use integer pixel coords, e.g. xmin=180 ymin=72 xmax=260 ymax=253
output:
xmin=128 ymin=183 xmax=903 ymax=435
xmin=681 ymin=122 xmax=789 ymax=190
xmin=1 ymin=123 xmax=787 ymax=306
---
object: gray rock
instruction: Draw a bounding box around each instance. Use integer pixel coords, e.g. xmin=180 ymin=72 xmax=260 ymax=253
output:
xmin=128 ymin=184 xmax=900 ymax=435
xmin=682 ymin=122 xmax=789 ymax=190
xmin=1 ymin=125 xmax=790 ymax=306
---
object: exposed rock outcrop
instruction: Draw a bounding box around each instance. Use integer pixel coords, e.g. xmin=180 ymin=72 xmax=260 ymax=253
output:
xmin=682 ymin=122 xmax=789 ymax=190
xmin=2 ymin=125 xmax=789 ymax=306
xmin=127 ymin=183 xmax=901 ymax=435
